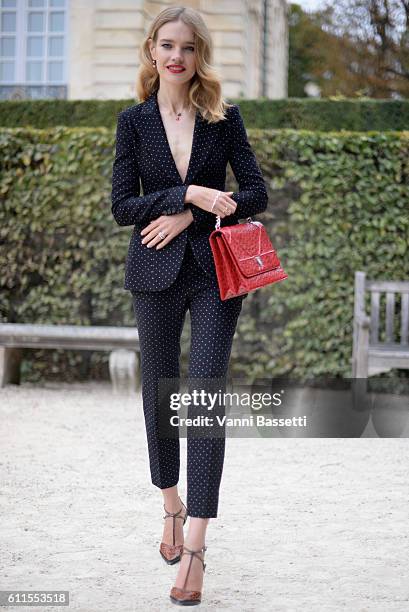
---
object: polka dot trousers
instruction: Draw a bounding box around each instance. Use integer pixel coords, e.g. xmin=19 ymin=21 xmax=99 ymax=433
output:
xmin=131 ymin=240 xmax=244 ymax=518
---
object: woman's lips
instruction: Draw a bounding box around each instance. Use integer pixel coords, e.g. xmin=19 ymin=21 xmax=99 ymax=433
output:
xmin=167 ymin=66 xmax=186 ymax=73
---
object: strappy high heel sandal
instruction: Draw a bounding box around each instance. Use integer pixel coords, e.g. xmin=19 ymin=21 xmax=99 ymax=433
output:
xmin=169 ymin=545 xmax=207 ymax=606
xmin=159 ymin=498 xmax=188 ymax=565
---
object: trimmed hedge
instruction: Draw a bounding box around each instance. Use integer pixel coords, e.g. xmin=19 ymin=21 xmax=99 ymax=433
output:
xmin=0 ymin=98 xmax=408 ymax=131
xmin=1 ymin=126 xmax=408 ymax=383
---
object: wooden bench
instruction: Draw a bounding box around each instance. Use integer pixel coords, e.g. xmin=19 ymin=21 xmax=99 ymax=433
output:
xmin=0 ymin=323 xmax=141 ymax=393
xmin=352 ymin=271 xmax=409 ymax=407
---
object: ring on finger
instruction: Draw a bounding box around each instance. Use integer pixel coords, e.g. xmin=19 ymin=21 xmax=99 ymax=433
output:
xmin=158 ymin=230 xmax=167 ymax=240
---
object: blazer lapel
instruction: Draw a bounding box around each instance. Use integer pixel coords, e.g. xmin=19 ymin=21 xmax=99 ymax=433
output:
xmin=140 ymin=89 xmax=222 ymax=186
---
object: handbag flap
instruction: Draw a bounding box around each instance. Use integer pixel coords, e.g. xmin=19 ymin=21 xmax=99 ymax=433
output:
xmin=215 ymin=221 xmax=282 ymax=278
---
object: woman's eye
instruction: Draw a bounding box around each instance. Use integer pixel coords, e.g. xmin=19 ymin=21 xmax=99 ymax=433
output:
xmin=161 ymin=44 xmax=194 ymax=51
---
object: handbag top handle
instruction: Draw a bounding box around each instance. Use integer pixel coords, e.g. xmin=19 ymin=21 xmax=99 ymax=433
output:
xmin=215 ymin=215 xmax=255 ymax=230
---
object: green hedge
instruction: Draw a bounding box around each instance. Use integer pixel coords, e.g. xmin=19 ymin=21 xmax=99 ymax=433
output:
xmin=1 ymin=98 xmax=408 ymax=131
xmin=1 ymin=126 xmax=408 ymax=383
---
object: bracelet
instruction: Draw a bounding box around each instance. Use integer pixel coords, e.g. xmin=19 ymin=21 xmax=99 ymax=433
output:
xmin=211 ymin=191 xmax=221 ymax=213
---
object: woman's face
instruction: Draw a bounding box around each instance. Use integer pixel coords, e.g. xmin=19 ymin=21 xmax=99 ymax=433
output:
xmin=149 ymin=20 xmax=197 ymax=86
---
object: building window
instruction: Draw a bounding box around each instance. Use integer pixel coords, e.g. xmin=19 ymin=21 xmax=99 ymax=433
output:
xmin=0 ymin=0 xmax=68 ymax=100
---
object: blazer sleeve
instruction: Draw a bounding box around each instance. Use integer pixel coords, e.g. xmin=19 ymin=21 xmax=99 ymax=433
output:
xmin=111 ymin=110 xmax=189 ymax=226
xmin=189 ymin=104 xmax=268 ymax=229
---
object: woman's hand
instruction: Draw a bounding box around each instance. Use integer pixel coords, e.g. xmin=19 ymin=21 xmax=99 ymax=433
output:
xmin=140 ymin=209 xmax=193 ymax=250
xmin=186 ymin=185 xmax=237 ymax=218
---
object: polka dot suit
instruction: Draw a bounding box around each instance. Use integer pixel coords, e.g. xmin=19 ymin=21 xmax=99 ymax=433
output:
xmin=111 ymin=89 xmax=269 ymax=517
xmin=131 ymin=241 xmax=244 ymax=518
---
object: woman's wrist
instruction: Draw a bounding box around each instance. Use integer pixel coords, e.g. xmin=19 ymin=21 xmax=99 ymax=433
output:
xmin=185 ymin=184 xmax=200 ymax=205
xmin=184 ymin=207 xmax=194 ymax=224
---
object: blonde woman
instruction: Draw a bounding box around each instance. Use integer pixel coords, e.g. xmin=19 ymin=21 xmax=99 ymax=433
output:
xmin=111 ymin=5 xmax=268 ymax=606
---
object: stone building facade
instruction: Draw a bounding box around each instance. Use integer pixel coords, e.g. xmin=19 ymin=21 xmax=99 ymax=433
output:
xmin=0 ymin=0 xmax=288 ymax=100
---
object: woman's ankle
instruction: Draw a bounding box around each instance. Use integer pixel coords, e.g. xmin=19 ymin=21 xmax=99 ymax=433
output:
xmin=183 ymin=538 xmax=206 ymax=551
xmin=163 ymin=493 xmax=183 ymax=513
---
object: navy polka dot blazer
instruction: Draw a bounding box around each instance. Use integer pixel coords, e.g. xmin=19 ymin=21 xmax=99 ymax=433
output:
xmin=111 ymin=89 xmax=268 ymax=292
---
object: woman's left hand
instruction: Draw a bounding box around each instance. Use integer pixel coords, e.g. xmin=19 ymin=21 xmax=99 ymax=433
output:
xmin=140 ymin=209 xmax=193 ymax=250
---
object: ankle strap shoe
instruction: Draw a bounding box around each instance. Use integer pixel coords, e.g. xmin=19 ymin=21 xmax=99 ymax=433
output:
xmin=159 ymin=498 xmax=188 ymax=565
xmin=169 ymin=545 xmax=207 ymax=606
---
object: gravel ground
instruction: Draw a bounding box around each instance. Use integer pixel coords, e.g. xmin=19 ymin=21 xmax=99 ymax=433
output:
xmin=1 ymin=381 xmax=409 ymax=612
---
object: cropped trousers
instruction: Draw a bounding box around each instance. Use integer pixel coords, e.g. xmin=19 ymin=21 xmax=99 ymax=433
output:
xmin=131 ymin=240 xmax=245 ymax=518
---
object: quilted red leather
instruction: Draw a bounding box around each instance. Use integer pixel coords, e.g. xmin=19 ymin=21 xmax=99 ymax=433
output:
xmin=209 ymin=219 xmax=288 ymax=300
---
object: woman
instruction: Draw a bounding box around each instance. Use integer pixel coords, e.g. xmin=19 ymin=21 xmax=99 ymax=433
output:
xmin=111 ymin=5 xmax=268 ymax=606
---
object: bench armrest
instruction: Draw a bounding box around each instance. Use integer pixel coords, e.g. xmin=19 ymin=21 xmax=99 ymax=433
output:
xmin=356 ymin=314 xmax=370 ymax=329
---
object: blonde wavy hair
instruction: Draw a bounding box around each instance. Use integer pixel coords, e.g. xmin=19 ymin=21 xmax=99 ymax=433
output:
xmin=135 ymin=6 xmax=233 ymax=123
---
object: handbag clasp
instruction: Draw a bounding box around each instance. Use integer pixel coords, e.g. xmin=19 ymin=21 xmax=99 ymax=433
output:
xmin=214 ymin=216 xmax=255 ymax=230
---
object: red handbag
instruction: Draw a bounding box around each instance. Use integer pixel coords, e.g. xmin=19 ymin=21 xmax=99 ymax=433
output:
xmin=209 ymin=216 xmax=288 ymax=301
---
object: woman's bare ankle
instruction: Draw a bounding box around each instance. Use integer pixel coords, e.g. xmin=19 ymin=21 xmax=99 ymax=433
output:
xmin=161 ymin=486 xmax=183 ymax=513
xmin=184 ymin=517 xmax=209 ymax=550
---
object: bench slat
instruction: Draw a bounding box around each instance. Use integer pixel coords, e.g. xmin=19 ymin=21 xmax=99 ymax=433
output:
xmin=369 ymin=343 xmax=409 ymax=354
xmin=368 ymin=344 xmax=409 ymax=371
xmin=0 ymin=323 xmax=139 ymax=351
xmin=385 ymin=292 xmax=395 ymax=343
xmin=370 ymin=291 xmax=380 ymax=344
xmin=1 ymin=339 xmax=139 ymax=351
xmin=366 ymin=280 xmax=409 ymax=293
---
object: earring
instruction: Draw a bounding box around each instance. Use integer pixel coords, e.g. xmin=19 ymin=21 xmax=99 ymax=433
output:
xmin=152 ymin=59 xmax=157 ymax=67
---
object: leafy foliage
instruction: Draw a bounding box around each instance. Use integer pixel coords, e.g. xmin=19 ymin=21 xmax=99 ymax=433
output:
xmin=1 ymin=98 xmax=408 ymax=131
xmin=1 ymin=126 xmax=408 ymax=383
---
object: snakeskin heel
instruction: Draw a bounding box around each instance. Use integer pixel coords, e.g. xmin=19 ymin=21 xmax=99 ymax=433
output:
xmin=169 ymin=545 xmax=207 ymax=606
xmin=159 ymin=498 xmax=188 ymax=565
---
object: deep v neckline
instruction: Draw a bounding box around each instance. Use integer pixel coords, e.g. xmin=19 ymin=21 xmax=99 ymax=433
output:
xmin=154 ymin=90 xmax=199 ymax=186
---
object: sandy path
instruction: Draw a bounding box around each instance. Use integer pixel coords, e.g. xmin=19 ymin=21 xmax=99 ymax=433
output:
xmin=1 ymin=381 xmax=408 ymax=612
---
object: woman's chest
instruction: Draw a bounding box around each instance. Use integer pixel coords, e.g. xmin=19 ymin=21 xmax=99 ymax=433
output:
xmin=133 ymin=112 xmax=229 ymax=185
xmin=160 ymin=112 xmax=196 ymax=183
